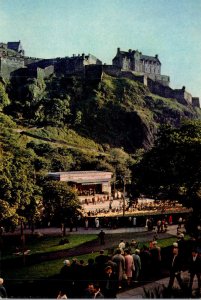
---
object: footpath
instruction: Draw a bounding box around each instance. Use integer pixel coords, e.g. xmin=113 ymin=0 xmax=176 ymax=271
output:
xmin=117 ymin=272 xmax=193 ymax=298
xmin=5 ymin=224 xmax=178 ymax=236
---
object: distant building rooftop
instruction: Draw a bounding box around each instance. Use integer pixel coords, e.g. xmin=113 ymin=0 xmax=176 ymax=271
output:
xmin=7 ymin=41 xmax=24 ymax=55
xmin=48 ymin=171 xmax=113 ymax=184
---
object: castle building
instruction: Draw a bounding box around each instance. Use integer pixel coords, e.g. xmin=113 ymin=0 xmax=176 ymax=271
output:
xmin=0 ymin=40 xmax=199 ymax=108
xmin=60 ymin=53 xmax=102 ymax=75
xmin=0 ymin=41 xmax=25 ymax=79
xmin=7 ymin=41 xmax=25 ymax=56
xmin=112 ymin=48 xmax=170 ymax=87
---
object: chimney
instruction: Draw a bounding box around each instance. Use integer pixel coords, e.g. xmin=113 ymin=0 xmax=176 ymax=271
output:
xmin=155 ymin=54 xmax=158 ymax=59
xmin=117 ymin=47 xmax=120 ymax=53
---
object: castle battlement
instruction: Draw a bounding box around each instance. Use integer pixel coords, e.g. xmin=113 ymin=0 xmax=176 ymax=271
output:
xmin=0 ymin=41 xmax=199 ymax=108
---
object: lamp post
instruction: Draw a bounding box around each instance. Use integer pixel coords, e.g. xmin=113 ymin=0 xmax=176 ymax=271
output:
xmin=121 ymin=174 xmax=131 ymax=217
xmin=20 ymin=219 xmax=26 ymax=265
xmin=123 ymin=177 xmax=126 ymax=217
xmin=112 ymin=160 xmax=118 ymax=199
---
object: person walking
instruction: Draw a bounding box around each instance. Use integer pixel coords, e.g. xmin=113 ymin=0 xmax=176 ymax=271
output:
xmin=95 ymin=217 xmax=100 ymax=229
xmin=140 ymin=245 xmax=151 ymax=281
xmin=85 ymin=218 xmax=89 ymax=230
xmin=168 ymin=243 xmax=185 ymax=292
xmin=95 ymin=250 xmax=109 ymax=280
xmin=100 ymin=266 xmax=118 ymax=298
xmin=133 ymin=217 xmax=137 ymax=226
xmin=178 ymin=217 xmax=183 ymax=228
xmin=112 ymin=248 xmax=125 ymax=288
xmin=132 ymin=249 xmax=141 ymax=282
xmin=157 ymin=220 xmax=162 ymax=233
xmin=188 ymin=248 xmax=201 ymax=296
xmin=98 ymin=230 xmax=105 ymax=245
xmin=124 ymin=249 xmax=134 ymax=286
xmin=118 ymin=240 xmax=126 ymax=253
xmin=149 ymin=241 xmax=161 ymax=276
xmin=59 ymin=260 xmax=73 ymax=298
xmin=168 ymin=215 xmax=173 ymax=225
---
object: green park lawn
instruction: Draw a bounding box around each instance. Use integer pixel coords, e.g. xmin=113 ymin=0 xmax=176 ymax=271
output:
xmin=1 ymin=234 xmax=97 ymax=260
xmin=3 ymin=252 xmax=101 ymax=280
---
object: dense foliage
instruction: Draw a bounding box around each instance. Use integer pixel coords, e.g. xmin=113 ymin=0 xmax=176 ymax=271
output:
xmin=134 ymin=120 xmax=201 ymax=232
xmin=0 ymin=72 xmax=201 ymax=231
xmin=7 ymin=73 xmax=201 ymax=152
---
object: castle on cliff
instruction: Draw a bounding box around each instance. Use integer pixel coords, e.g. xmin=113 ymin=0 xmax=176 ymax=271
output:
xmin=0 ymin=41 xmax=200 ymax=108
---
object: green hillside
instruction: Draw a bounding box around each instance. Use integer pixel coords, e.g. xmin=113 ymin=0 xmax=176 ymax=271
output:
xmin=0 ymin=71 xmax=200 ymax=230
xmin=6 ymin=72 xmax=201 ymax=152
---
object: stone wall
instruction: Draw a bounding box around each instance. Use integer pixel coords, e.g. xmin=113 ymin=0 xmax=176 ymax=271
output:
xmin=147 ymin=80 xmax=201 ymax=108
xmin=102 ymin=65 xmax=121 ymax=77
xmin=147 ymin=78 xmax=173 ymax=98
xmin=24 ymin=57 xmax=44 ymax=66
xmin=85 ymin=65 xmax=103 ymax=80
xmin=192 ymin=97 xmax=200 ymax=108
xmin=148 ymin=74 xmax=170 ymax=87
xmin=0 ymin=57 xmax=24 ymax=79
xmin=173 ymin=87 xmax=192 ymax=105
xmin=36 ymin=66 xmax=54 ymax=79
xmin=118 ymin=71 xmax=147 ymax=85
xmin=85 ymin=65 xmax=148 ymax=85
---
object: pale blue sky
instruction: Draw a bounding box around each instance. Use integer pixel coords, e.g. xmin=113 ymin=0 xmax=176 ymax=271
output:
xmin=1 ymin=0 xmax=201 ymax=98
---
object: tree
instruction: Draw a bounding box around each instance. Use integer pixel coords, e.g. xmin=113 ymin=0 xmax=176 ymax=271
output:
xmin=0 ymin=82 xmax=10 ymax=111
xmin=134 ymin=120 xmax=201 ymax=233
xmin=42 ymin=180 xmax=80 ymax=235
xmin=0 ymin=199 xmax=18 ymax=230
xmin=44 ymin=97 xmax=71 ymax=126
xmin=0 ymin=121 xmax=42 ymax=230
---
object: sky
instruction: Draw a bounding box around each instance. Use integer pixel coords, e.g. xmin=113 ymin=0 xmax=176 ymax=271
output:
xmin=0 ymin=0 xmax=201 ymax=98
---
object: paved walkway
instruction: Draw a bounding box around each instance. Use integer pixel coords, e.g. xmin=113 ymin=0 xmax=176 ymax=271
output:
xmin=5 ymin=224 xmax=180 ymax=236
xmin=117 ymin=271 xmax=200 ymax=298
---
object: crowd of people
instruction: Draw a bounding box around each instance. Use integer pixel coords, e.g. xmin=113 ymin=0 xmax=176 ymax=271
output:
xmin=1 ymin=217 xmax=201 ymax=299
xmin=56 ymin=231 xmax=201 ymax=298
xmin=82 ymin=198 xmax=190 ymax=218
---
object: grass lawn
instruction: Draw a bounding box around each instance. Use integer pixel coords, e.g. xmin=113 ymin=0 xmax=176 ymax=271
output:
xmin=2 ymin=234 xmax=97 ymax=260
xmin=143 ymin=235 xmax=190 ymax=248
xmin=3 ymin=251 xmax=101 ymax=280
